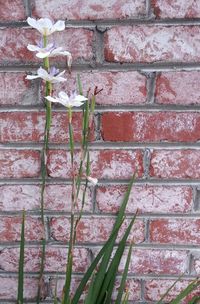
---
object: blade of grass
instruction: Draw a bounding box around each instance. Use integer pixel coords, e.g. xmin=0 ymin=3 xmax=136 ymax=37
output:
xmin=17 ymin=210 xmax=25 ymax=304
xmin=156 ymin=274 xmax=185 ymax=304
xmin=98 ymin=215 xmax=137 ymax=304
xmin=71 ymin=217 xmax=125 ymax=304
xmin=115 ymin=244 xmax=133 ymax=304
xmin=87 ymin=175 xmax=136 ymax=303
xmin=170 ymin=280 xmax=200 ymax=304
xmin=188 ymin=295 xmax=200 ymax=304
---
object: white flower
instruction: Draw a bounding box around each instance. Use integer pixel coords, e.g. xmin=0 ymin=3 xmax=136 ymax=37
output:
xmin=27 ymin=17 xmax=65 ymax=36
xmin=87 ymin=176 xmax=98 ymax=186
xmin=26 ymin=67 xmax=67 ymax=83
xmin=45 ymin=91 xmax=87 ymax=108
xmin=27 ymin=41 xmax=72 ymax=67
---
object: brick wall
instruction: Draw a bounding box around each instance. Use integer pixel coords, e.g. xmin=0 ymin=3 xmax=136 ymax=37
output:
xmin=1 ymin=0 xmax=200 ymax=302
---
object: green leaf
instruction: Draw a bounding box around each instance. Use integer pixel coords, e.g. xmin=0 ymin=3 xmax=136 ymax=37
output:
xmin=72 ymin=174 xmax=135 ymax=304
xmin=98 ymin=216 xmax=136 ymax=304
xmin=69 ymin=122 xmax=74 ymax=162
xmin=88 ymin=175 xmax=136 ymax=303
xmin=188 ymin=295 xmax=200 ymax=304
xmin=17 ymin=210 xmax=25 ymax=304
xmin=170 ymin=280 xmax=200 ymax=304
xmin=122 ymin=290 xmax=129 ymax=304
xmin=115 ymin=244 xmax=133 ymax=304
xmin=156 ymin=274 xmax=184 ymax=304
xmin=71 ymin=217 xmax=125 ymax=304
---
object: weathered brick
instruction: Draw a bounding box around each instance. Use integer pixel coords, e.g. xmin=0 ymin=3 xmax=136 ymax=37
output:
xmin=101 ymin=112 xmax=200 ymax=142
xmin=0 ymin=72 xmax=39 ymax=106
xmin=0 ymin=277 xmax=41 ymax=300
xmin=32 ymin=0 xmax=146 ymax=20
xmin=145 ymin=279 xmax=200 ymax=303
xmin=47 ymin=149 xmax=144 ymax=179
xmin=119 ymin=249 xmax=188 ymax=275
xmin=0 ymin=28 xmax=93 ymax=64
xmin=151 ymin=0 xmax=200 ymax=18
xmin=0 ymin=246 xmax=90 ymax=273
xmin=0 ymin=184 xmax=93 ymax=212
xmin=96 ymin=185 xmax=193 ymax=214
xmin=104 ymin=26 xmax=200 ymax=63
xmin=0 ymin=0 xmax=26 ymax=21
xmin=56 ymin=71 xmax=147 ymax=105
xmin=0 ymin=112 xmax=94 ymax=143
xmin=0 ymin=150 xmax=40 ymax=178
xmin=150 ymin=149 xmax=200 ymax=179
xmin=150 ymin=219 xmax=200 ymax=245
xmin=50 ymin=217 xmax=145 ymax=244
xmin=0 ymin=216 xmax=43 ymax=242
xmin=155 ymin=71 xmax=200 ymax=105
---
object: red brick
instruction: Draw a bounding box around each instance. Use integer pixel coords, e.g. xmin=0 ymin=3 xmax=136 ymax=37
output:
xmin=0 ymin=216 xmax=43 ymax=242
xmin=96 ymin=185 xmax=193 ymax=214
xmin=0 ymin=184 xmax=93 ymax=212
xmin=56 ymin=71 xmax=147 ymax=105
xmin=0 ymin=149 xmax=40 ymax=178
xmin=0 ymin=112 xmax=94 ymax=143
xmin=0 ymin=246 xmax=90 ymax=273
xmin=0 ymin=277 xmax=41 ymax=300
xmin=0 ymin=28 xmax=93 ymax=64
xmin=150 ymin=149 xmax=200 ymax=179
xmin=150 ymin=219 xmax=200 ymax=245
xmin=151 ymin=0 xmax=200 ymax=18
xmin=0 ymin=0 xmax=26 ymax=21
xmin=32 ymin=0 xmax=146 ymax=20
xmin=145 ymin=279 xmax=200 ymax=303
xmin=104 ymin=26 xmax=200 ymax=63
xmin=155 ymin=71 xmax=200 ymax=105
xmin=47 ymin=149 xmax=144 ymax=179
xmin=50 ymin=216 xmax=145 ymax=244
xmin=119 ymin=249 xmax=188 ymax=275
xmin=0 ymin=72 xmax=39 ymax=106
xmin=102 ymin=112 xmax=200 ymax=142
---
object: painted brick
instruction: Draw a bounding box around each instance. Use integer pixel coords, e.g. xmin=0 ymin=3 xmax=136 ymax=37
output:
xmin=0 ymin=184 xmax=93 ymax=212
xmin=104 ymin=26 xmax=200 ymax=63
xmin=0 ymin=0 xmax=26 ymax=21
xmin=191 ymin=252 xmax=200 ymax=275
xmin=155 ymin=71 xmax=200 ymax=105
xmin=0 ymin=277 xmax=42 ymax=300
xmin=150 ymin=219 xmax=200 ymax=245
xmin=0 ymin=28 xmax=93 ymax=64
xmin=145 ymin=279 xmax=200 ymax=303
xmin=32 ymin=0 xmax=146 ymax=20
xmin=0 ymin=246 xmax=90 ymax=273
xmin=0 ymin=150 xmax=41 ymax=178
xmin=151 ymin=0 xmax=200 ymax=18
xmin=150 ymin=149 xmax=200 ymax=179
xmin=0 ymin=112 xmax=94 ymax=143
xmin=96 ymin=185 xmax=193 ymax=214
xmin=50 ymin=217 xmax=145 ymax=244
xmin=55 ymin=71 xmax=147 ymax=105
xmin=0 ymin=72 xmax=39 ymax=106
xmin=0 ymin=216 xmax=43 ymax=242
xmin=47 ymin=149 xmax=144 ymax=179
xmin=119 ymin=249 xmax=188 ymax=275
xmin=101 ymin=112 xmax=200 ymax=142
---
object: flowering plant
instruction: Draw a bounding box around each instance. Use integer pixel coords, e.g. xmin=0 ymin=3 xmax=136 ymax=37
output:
xmin=16 ymin=17 xmax=200 ymax=304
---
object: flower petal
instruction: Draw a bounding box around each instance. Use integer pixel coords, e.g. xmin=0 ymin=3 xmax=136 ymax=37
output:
xmin=52 ymin=20 xmax=65 ymax=33
xmin=27 ymin=44 xmax=40 ymax=52
xmin=27 ymin=17 xmax=38 ymax=29
xmin=74 ymin=95 xmax=88 ymax=102
xmin=45 ymin=96 xmax=60 ymax=103
xmin=58 ymin=91 xmax=69 ymax=99
xmin=36 ymin=51 xmax=51 ymax=58
xmin=26 ymin=75 xmax=40 ymax=80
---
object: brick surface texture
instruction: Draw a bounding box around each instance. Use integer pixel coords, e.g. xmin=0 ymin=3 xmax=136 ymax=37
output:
xmin=1 ymin=0 xmax=200 ymax=302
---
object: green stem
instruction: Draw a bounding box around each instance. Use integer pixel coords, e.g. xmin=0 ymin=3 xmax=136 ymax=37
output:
xmin=37 ymin=34 xmax=52 ymax=304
